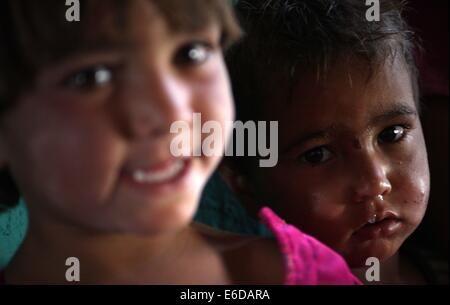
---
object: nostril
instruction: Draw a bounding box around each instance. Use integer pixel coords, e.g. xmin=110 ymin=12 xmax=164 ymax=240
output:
xmin=352 ymin=180 xmax=391 ymax=205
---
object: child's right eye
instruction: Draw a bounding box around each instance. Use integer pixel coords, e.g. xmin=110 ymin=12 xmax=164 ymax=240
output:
xmin=299 ymin=146 xmax=333 ymax=165
xmin=63 ymin=65 xmax=113 ymax=90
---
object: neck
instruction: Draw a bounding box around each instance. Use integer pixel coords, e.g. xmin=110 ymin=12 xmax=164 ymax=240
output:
xmin=5 ymin=208 xmax=193 ymax=284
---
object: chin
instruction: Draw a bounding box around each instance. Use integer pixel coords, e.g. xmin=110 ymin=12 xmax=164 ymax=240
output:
xmin=345 ymin=240 xmax=401 ymax=268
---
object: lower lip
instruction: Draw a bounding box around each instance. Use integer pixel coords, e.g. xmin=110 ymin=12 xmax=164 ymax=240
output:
xmin=120 ymin=159 xmax=192 ymax=195
xmin=353 ymin=219 xmax=402 ymax=242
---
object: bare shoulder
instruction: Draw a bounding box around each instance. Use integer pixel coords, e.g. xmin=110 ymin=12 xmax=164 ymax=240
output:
xmin=192 ymin=223 xmax=285 ymax=284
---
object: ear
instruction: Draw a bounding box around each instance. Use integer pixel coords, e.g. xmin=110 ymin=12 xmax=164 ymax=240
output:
xmin=218 ymin=159 xmax=261 ymax=217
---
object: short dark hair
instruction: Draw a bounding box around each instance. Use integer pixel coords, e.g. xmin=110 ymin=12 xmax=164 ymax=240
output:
xmin=226 ymin=0 xmax=420 ymax=124
xmin=0 ymin=0 xmax=241 ymax=209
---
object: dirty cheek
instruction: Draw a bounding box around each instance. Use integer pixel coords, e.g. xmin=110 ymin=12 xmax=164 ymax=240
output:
xmin=269 ymin=167 xmax=345 ymax=221
xmin=396 ymin=151 xmax=430 ymax=226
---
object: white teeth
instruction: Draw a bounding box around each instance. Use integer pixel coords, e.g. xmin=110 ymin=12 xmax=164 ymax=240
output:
xmin=132 ymin=160 xmax=184 ymax=183
xmin=368 ymin=215 xmax=377 ymax=224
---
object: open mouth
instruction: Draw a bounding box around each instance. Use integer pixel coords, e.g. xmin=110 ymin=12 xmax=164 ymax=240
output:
xmin=121 ymin=158 xmax=192 ymax=194
xmin=131 ymin=159 xmax=186 ymax=184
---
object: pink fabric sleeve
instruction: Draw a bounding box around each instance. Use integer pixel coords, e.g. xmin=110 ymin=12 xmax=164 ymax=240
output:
xmin=259 ymin=207 xmax=362 ymax=285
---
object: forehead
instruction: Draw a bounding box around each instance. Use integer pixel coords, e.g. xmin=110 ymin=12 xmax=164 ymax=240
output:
xmin=15 ymin=0 xmax=222 ymax=67
xmin=264 ymin=59 xmax=415 ymax=122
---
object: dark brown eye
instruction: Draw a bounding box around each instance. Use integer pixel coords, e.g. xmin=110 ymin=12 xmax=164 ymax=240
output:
xmin=300 ymin=146 xmax=333 ymax=165
xmin=175 ymin=43 xmax=212 ymax=66
xmin=64 ymin=65 xmax=112 ymax=89
xmin=378 ymin=125 xmax=406 ymax=143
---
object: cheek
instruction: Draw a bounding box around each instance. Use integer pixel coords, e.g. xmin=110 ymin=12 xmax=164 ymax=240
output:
xmin=203 ymin=75 xmax=234 ymax=124
xmin=17 ymin=118 xmax=125 ymax=206
xmin=391 ymin=144 xmax=430 ymax=225
xmin=196 ymin=60 xmax=234 ymax=120
xmin=193 ymin=67 xmax=234 ymax=164
xmin=260 ymin=165 xmax=348 ymax=226
xmin=257 ymin=166 xmax=355 ymax=251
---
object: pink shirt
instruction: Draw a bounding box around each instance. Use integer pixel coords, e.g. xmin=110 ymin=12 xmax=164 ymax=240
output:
xmin=259 ymin=207 xmax=361 ymax=285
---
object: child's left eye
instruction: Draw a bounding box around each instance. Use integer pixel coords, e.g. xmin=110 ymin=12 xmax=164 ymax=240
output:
xmin=63 ymin=65 xmax=113 ymax=90
xmin=378 ymin=125 xmax=407 ymax=143
xmin=174 ymin=42 xmax=213 ymax=66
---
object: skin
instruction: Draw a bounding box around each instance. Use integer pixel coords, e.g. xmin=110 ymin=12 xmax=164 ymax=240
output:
xmin=0 ymin=0 xmax=284 ymax=284
xmin=244 ymin=59 xmax=430 ymax=281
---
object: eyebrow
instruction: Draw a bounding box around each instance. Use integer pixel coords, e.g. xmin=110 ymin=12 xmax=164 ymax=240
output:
xmin=282 ymin=125 xmax=336 ymax=154
xmin=370 ymin=103 xmax=418 ymax=126
xmin=68 ymin=41 xmax=135 ymax=57
xmin=58 ymin=23 xmax=221 ymax=59
xmin=282 ymin=103 xmax=418 ymax=154
xmin=43 ymin=41 xmax=133 ymax=68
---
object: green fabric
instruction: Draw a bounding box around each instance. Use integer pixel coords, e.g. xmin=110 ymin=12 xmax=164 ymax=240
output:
xmin=194 ymin=171 xmax=272 ymax=237
xmin=0 ymin=199 xmax=27 ymax=270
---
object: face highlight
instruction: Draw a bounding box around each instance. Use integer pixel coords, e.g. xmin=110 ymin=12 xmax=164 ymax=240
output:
xmin=252 ymin=59 xmax=429 ymax=267
xmin=0 ymin=0 xmax=234 ymax=235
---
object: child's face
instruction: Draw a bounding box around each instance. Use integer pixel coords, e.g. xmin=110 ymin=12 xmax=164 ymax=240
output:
xmin=0 ymin=1 xmax=234 ymax=235
xmin=253 ymin=59 xmax=429 ymax=267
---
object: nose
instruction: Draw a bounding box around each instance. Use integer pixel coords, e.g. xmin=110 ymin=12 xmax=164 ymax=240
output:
xmin=351 ymin=150 xmax=392 ymax=204
xmin=114 ymin=65 xmax=192 ymax=140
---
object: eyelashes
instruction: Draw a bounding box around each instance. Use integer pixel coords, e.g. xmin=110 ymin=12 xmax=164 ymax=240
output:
xmin=62 ymin=65 xmax=116 ymax=90
xmin=296 ymin=124 xmax=413 ymax=166
xmin=299 ymin=146 xmax=334 ymax=166
xmin=377 ymin=124 xmax=410 ymax=144
xmin=174 ymin=42 xmax=214 ymax=66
